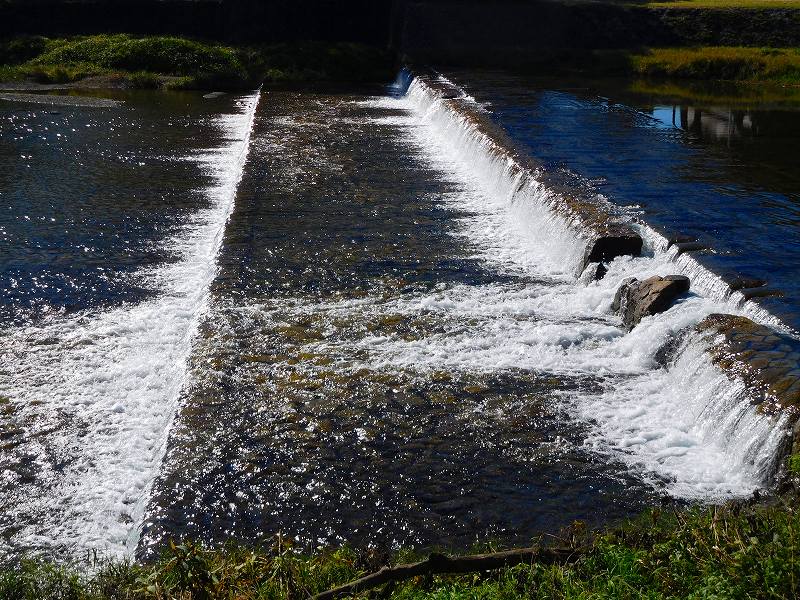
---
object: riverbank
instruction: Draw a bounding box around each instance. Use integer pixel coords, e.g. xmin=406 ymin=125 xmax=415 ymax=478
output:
xmin=643 ymin=0 xmax=800 ymax=8
xmin=3 ymin=36 xmax=799 ymax=98
xmin=631 ymin=46 xmax=800 ymax=85
xmin=3 ymin=496 xmax=798 ymax=599
xmin=0 ymin=35 xmax=395 ymax=90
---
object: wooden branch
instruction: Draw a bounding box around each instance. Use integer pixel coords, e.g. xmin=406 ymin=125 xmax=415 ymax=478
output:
xmin=310 ymin=546 xmax=581 ymax=600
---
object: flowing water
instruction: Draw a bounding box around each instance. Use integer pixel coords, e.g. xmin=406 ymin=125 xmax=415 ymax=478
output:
xmin=0 ymin=74 xmax=798 ymax=560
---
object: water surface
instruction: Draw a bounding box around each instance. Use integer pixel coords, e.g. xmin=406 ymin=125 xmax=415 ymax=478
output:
xmin=0 ymin=77 xmax=794 ymax=561
xmin=448 ymin=72 xmax=800 ymax=329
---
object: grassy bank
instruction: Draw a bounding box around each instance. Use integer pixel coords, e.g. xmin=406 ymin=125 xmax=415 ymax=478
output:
xmin=3 ymin=501 xmax=799 ymax=599
xmin=642 ymin=0 xmax=800 ymax=8
xmin=631 ymin=46 xmax=800 ymax=84
xmin=0 ymin=34 xmax=395 ymax=90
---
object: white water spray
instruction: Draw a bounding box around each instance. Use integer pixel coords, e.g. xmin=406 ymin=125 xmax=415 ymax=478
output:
xmin=346 ymin=77 xmax=792 ymax=498
xmin=0 ymin=91 xmax=260 ymax=557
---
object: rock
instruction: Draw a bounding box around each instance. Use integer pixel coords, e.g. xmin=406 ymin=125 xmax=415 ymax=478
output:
xmin=653 ymin=330 xmax=688 ymax=367
xmin=613 ymin=275 xmax=690 ymax=330
xmin=674 ymin=241 xmax=707 ymax=255
xmin=696 ymin=314 xmax=800 ymax=410
xmin=666 ymin=233 xmax=697 ymax=248
xmin=726 ymin=276 xmax=768 ymax=291
xmin=741 ymin=288 xmax=784 ymax=300
xmin=203 ymin=91 xmax=226 ymax=99
xmin=611 ymin=277 xmax=637 ymax=312
xmin=580 ymin=261 xmax=608 ymax=282
xmin=582 ymin=232 xmax=643 ymax=273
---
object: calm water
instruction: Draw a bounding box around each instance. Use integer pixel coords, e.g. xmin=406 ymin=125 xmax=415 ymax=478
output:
xmin=0 ymin=76 xmax=797 ymax=560
xmin=0 ymin=91 xmax=234 ymax=326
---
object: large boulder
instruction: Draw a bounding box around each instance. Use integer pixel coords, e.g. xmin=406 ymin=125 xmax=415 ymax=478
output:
xmin=612 ymin=275 xmax=690 ymax=330
xmin=582 ymin=231 xmax=643 ymax=275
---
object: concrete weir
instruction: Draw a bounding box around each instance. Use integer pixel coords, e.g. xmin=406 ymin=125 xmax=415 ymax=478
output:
xmin=698 ymin=316 xmax=800 ymax=408
xmin=409 ymin=70 xmax=800 ymax=479
xmin=412 ymin=72 xmax=643 ymax=276
xmin=697 ymin=314 xmax=800 ymax=466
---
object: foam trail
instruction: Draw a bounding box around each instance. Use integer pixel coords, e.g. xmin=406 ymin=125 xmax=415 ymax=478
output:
xmin=0 ymin=90 xmax=260 ymax=557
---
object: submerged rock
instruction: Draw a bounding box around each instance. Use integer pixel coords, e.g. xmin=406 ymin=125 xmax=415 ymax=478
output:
xmin=613 ymin=275 xmax=690 ymax=330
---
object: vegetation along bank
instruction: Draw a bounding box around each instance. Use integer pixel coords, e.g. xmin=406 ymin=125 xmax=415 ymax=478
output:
xmin=0 ymin=34 xmax=396 ymax=90
xmin=2 ymin=496 xmax=800 ymax=599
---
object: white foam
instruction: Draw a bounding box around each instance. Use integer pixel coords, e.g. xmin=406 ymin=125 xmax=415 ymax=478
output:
xmin=0 ymin=91 xmax=260 ymax=557
xmin=341 ymin=78 xmax=793 ymax=497
xmin=578 ymin=332 xmax=791 ymax=498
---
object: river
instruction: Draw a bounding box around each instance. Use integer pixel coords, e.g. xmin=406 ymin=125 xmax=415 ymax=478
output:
xmin=0 ymin=74 xmax=797 ymax=560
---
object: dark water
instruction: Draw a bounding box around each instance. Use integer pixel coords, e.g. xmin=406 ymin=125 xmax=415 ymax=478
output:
xmin=447 ymin=72 xmax=800 ymax=330
xmin=0 ymin=91 xmax=233 ymax=326
xmin=2 ymin=77 xmax=797 ymax=561
xmin=140 ymin=89 xmax=649 ymax=555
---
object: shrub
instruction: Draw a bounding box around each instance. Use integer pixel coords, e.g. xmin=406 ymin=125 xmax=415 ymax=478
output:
xmin=0 ymin=35 xmax=48 ymax=65
xmin=633 ymin=46 xmax=800 ymax=84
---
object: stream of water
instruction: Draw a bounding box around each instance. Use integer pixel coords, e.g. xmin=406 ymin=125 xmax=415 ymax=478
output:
xmin=0 ymin=73 xmax=798 ymax=560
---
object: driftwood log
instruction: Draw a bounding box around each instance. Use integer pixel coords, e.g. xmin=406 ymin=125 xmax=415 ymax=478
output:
xmin=310 ymin=546 xmax=581 ymax=600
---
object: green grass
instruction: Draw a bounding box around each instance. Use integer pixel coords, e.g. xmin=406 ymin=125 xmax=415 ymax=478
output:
xmin=2 ymin=503 xmax=799 ymax=599
xmin=0 ymin=35 xmax=396 ymax=90
xmin=630 ymin=46 xmax=800 ymax=83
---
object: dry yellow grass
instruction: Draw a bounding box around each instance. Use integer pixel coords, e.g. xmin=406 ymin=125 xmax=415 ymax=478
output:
xmin=645 ymin=0 xmax=800 ymax=8
xmin=632 ymin=46 xmax=800 ymax=82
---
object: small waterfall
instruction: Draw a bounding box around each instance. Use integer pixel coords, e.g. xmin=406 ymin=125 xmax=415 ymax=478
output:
xmin=579 ymin=327 xmax=791 ymax=497
xmin=405 ymin=77 xmax=588 ymax=277
xmin=394 ymin=73 xmax=793 ymax=496
xmin=0 ymin=90 xmax=261 ymax=558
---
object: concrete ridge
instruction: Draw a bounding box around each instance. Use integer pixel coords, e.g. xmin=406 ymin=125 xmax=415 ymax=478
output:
xmin=414 ymin=71 xmax=643 ymax=277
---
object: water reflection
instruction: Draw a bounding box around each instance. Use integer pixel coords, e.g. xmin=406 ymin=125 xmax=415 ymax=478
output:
xmin=651 ymin=104 xmax=800 ymax=146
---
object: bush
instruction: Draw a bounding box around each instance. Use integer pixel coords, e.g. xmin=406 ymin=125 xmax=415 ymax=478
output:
xmin=0 ymin=35 xmax=48 ymax=65
xmin=0 ymin=35 xmax=395 ymax=90
xmin=31 ymin=34 xmax=250 ymax=85
xmin=128 ymin=71 xmax=163 ymax=89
